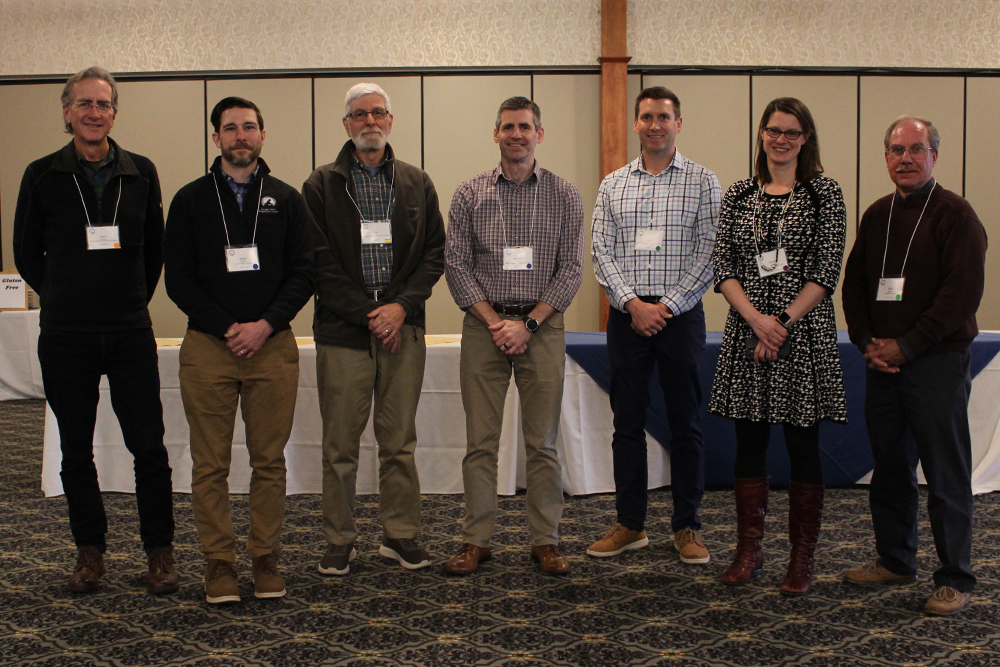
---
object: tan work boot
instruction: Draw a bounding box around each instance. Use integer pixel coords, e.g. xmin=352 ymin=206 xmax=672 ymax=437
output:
xmin=674 ymin=528 xmax=710 ymax=564
xmin=67 ymin=546 xmax=105 ymax=593
xmin=146 ymin=546 xmax=179 ymax=595
xmin=586 ymin=523 xmax=648 ymax=557
xmin=204 ymin=559 xmax=240 ymax=605
xmin=252 ymin=553 xmax=286 ymax=599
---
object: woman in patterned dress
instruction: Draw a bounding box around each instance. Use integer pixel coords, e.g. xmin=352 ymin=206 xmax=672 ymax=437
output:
xmin=709 ymin=98 xmax=847 ymax=596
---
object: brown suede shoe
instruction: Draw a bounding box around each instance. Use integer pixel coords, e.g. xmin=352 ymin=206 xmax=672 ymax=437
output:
xmin=531 ymin=544 xmax=570 ymax=575
xmin=147 ymin=546 xmax=179 ymax=596
xmin=252 ymin=553 xmax=286 ymax=599
xmin=67 ymin=546 xmax=105 ymax=593
xmin=445 ymin=543 xmax=491 ymax=575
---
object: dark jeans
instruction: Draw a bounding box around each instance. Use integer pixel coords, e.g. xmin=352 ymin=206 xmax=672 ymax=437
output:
xmin=607 ymin=302 xmax=706 ymax=533
xmin=38 ymin=327 xmax=174 ymax=554
xmin=865 ymin=350 xmax=976 ymax=592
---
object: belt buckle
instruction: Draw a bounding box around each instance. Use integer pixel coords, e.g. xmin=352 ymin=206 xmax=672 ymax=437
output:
xmin=371 ymin=289 xmax=382 ymax=302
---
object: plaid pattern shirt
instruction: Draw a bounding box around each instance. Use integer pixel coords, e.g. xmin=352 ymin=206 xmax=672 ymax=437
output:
xmin=350 ymin=152 xmax=395 ymax=289
xmin=221 ymin=165 xmax=259 ymax=211
xmin=446 ymin=162 xmax=584 ymax=312
xmin=592 ymin=150 xmax=721 ymax=315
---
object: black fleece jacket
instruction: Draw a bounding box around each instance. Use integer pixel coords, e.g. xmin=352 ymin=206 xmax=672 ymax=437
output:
xmin=13 ymin=138 xmax=163 ymax=332
xmin=164 ymin=157 xmax=314 ymax=338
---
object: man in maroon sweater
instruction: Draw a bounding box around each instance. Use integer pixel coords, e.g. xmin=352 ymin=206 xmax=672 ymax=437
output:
xmin=842 ymin=115 xmax=987 ymax=616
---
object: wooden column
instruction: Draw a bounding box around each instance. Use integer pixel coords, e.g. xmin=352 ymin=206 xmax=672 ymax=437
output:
xmin=598 ymin=0 xmax=630 ymax=331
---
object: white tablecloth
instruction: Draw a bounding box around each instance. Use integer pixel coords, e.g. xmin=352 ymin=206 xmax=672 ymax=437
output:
xmin=0 ymin=310 xmax=44 ymax=400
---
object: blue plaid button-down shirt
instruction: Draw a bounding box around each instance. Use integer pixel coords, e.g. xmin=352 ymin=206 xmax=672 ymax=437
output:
xmin=592 ymin=150 xmax=721 ymax=315
xmin=221 ymin=166 xmax=259 ymax=211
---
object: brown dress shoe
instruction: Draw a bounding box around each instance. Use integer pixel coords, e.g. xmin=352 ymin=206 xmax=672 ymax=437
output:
xmin=445 ymin=543 xmax=491 ymax=575
xmin=68 ymin=545 xmax=105 ymax=593
xmin=531 ymin=544 xmax=570 ymax=575
xmin=147 ymin=546 xmax=179 ymax=596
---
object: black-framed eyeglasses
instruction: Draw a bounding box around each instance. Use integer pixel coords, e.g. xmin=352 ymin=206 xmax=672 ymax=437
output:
xmin=71 ymin=100 xmax=116 ymax=114
xmin=764 ymin=126 xmax=804 ymax=140
xmin=347 ymin=108 xmax=389 ymax=122
xmin=887 ymin=144 xmax=933 ymax=158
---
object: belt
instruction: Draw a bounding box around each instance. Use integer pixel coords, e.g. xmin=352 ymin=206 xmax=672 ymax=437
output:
xmin=637 ymin=295 xmax=663 ymax=304
xmin=491 ymin=302 xmax=536 ymax=316
xmin=368 ymin=286 xmax=390 ymax=301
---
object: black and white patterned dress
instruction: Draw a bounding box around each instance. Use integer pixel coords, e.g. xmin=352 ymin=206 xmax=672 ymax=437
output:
xmin=709 ymin=176 xmax=848 ymax=427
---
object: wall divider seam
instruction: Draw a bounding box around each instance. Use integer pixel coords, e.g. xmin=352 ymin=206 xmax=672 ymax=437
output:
xmin=420 ymin=75 xmax=425 ymax=172
xmin=962 ymin=76 xmax=967 ymax=198
xmin=202 ymin=80 xmax=208 ymax=174
xmin=311 ymin=78 xmax=316 ymax=172
xmin=855 ymin=75 xmax=861 ymax=233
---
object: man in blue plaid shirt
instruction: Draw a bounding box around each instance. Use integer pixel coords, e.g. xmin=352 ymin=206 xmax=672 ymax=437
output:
xmin=590 ymin=86 xmax=721 ymax=565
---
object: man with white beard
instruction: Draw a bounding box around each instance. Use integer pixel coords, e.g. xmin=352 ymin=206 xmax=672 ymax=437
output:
xmin=303 ymin=83 xmax=445 ymax=575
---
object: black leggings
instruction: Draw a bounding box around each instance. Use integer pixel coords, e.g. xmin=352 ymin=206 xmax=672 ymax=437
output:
xmin=733 ymin=419 xmax=823 ymax=485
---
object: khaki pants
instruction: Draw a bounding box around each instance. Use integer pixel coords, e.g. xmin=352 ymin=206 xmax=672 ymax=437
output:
xmin=179 ymin=329 xmax=298 ymax=561
xmin=459 ymin=311 xmax=566 ymax=547
xmin=316 ymin=325 xmax=426 ymax=545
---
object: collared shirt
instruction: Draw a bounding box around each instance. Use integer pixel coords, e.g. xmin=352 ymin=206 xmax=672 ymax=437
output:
xmin=592 ymin=150 xmax=721 ymax=315
xmin=896 ymin=177 xmax=936 ymax=205
xmin=221 ymin=166 xmax=259 ymax=211
xmin=446 ymin=162 xmax=584 ymax=312
xmin=78 ymin=144 xmax=116 ymax=206
xmin=350 ymin=151 xmax=395 ymax=289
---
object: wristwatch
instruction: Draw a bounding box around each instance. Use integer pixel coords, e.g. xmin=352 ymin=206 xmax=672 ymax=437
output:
xmin=776 ymin=311 xmax=793 ymax=330
xmin=525 ymin=317 xmax=540 ymax=334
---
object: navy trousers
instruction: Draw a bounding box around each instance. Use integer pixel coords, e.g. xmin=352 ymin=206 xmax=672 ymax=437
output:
xmin=38 ymin=327 xmax=174 ymax=554
xmin=607 ymin=302 xmax=706 ymax=533
xmin=865 ymin=350 xmax=976 ymax=592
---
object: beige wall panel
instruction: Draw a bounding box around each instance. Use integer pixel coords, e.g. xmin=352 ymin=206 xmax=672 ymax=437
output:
xmin=534 ymin=74 xmax=601 ymax=332
xmin=753 ymin=76 xmax=858 ymax=330
xmin=313 ymin=77 xmax=422 ymax=172
xmin=113 ymin=80 xmax=204 ymax=338
xmin=644 ymin=74 xmax=750 ymax=331
xmin=423 ymin=75 xmax=531 ymax=334
xmin=206 ymin=78 xmax=315 ymax=336
xmin=964 ymin=78 xmax=1000 ymax=330
xmin=859 ymin=77 xmax=964 ymax=215
xmin=0 ymin=84 xmax=65 ymax=273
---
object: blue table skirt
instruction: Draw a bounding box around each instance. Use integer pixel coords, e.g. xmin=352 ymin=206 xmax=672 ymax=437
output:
xmin=565 ymin=331 xmax=1000 ymax=488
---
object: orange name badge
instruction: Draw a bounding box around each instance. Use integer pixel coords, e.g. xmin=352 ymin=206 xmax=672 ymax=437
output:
xmin=86 ymin=226 xmax=121 ymax=250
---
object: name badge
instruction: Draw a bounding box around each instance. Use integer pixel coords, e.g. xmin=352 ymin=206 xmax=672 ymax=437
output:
xmin=503 ymin=246 xmax=534 ymax=271
xmin=361 ymin=221 xmax=392 ymax=245
xmin=756 ymin=248 xmax=790 ymax=278
xmin=635 ymin=228 xmax=666 ymax=251
xmin=225 ymin=245 xmax=260 ymax=272
xmin=87 ymin=226 xmax=120 ymax=250
xmin=877 ymin=277 xmax=905 ymax=301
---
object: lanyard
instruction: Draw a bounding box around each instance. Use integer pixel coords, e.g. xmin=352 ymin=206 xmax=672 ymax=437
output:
xmin=752 ymin=182 xmax=795 ymax=269
xmin=880 ymin=183 xmax=936 ymax=279
xmin=497 ymin=175 xmax=538 ymax=248
xmin=213 ymin=174 xmax=263 ymax=247
xmin=346 ymin=163 xmax=395 ymax=222
xmin=73 ymin=174 xmax=122 ymax=228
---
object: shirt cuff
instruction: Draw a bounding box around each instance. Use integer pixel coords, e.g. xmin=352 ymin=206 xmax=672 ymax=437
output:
xmin=896 ymin=337 xmax=917 ymax=362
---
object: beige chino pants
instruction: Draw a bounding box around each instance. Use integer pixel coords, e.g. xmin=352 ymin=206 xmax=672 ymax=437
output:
xmin=459 ymin=311 xmax=566 ymax=547
xmin=316 ymin=324 xmax=426 ymax=546
xmin=179 ymin=329 xmax=298 ymax=561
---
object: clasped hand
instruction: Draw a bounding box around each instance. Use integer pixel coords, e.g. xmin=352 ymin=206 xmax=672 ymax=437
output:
xmin=750 ymin=315 xmax=788 ymax=363
xmin=368 ymin=303 xmax=406 ymax=353
xmin=863 ymin=338 xmax=906 ymax=373
xmin=225 ymin=320 xmax=274 ymax=359
xmin=489 ymin=318 xmax=530 ymax=355
xmin=626 ymin=299 xmax=673 ymax=337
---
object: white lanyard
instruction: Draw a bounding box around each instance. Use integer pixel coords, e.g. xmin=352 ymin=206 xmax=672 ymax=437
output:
xmin=880 ymin=183 xmax=936 ymax=279
xmin=213 ymin=174 xmax=263 ymax=247
xmin=751 ymin=182 xmax=796 ymax=271
xmin=73 ymin=174 xmax=122 ymax=228
xmin=497 ymin=176 xmax=538 ymax=248
xmin=346 ymin=163 xmax=395 ymax=222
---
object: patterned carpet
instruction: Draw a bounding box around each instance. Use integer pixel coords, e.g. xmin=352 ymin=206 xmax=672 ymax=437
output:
xmin=1 ymin=399 xmax=998 ymax=667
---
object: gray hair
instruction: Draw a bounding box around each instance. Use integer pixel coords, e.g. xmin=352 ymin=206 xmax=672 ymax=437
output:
xmin=344 ymin=83 xmax=391 ymax=117
xmin=884 ymin=114 xmax=940 ymax=152
xmin=495 ymin=96 xmax=542 ymax=131
xmin=61 ymin=66 xmax=119 ymax=133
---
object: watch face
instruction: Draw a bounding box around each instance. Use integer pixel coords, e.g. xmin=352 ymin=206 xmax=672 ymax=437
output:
xmin=526 ymin=318 xmax=539 ymax=332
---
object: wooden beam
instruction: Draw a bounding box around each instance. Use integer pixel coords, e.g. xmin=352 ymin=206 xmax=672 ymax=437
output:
xmin=598 ymin=0 xmax=630 ymax=331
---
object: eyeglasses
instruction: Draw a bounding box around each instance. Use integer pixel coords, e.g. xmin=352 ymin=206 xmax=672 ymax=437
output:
xmin=71 ymin=100 xmax=116 ymax=114
xmin=887 ymin=144 xmax=933 ymax=158
xmin=764 ymin=127 xmax=804 ymax=140
xmin=347 ymin=108 xmax=389 ymax=122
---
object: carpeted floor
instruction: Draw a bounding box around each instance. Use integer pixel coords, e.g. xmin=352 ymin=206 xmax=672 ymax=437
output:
xmin=1 ymin=399 xmax=998 ymax=666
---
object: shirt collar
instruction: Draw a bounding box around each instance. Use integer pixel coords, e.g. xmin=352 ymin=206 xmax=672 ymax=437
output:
xmin=493 ymin=160 xmax=541 ymax=185
xmin=632 ymin=148 xmax=687 ymax=176
xmin=221 ymin=165 xmax=259 ymax=187
xmin=77 ymin=144 xmax=116 ymax=169
xmin=896 ymin=177 xmax=936 ymax=204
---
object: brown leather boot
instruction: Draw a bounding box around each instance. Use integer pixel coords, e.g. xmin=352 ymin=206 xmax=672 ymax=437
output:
xmin=720 ymin=477 xmax=768 ymax=585
xmin=780 ymin=481 xmax=824 ymax=596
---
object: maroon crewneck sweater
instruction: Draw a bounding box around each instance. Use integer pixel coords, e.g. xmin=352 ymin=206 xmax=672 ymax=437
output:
xmin=843 ymin=180 xmax=988 ymax=358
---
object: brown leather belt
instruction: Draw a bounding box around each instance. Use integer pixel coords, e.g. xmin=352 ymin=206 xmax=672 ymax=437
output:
xmin=491 ymin=302 xmax=536 ymax=316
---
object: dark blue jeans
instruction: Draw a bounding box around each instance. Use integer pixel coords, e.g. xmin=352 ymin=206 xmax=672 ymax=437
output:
xmin=607 ymin=302 xmax=706 ymax=533
xmin=38 ymin=327 xmax=174 ymax=554
xmin=865 ymin=350 xmax=976 ymax=592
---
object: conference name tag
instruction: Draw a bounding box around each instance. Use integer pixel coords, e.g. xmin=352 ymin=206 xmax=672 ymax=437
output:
xmin=361 ymin=221 xmax=392 ymax=245
xmin=503 ymin=246 xmax=534 ymax=271
xmin=225 ymin=245 xmax=260 ymax=272
xmin=635 ymin=228 xmax=666 ymax=251
xmin=756 ymin=248 xmax=790 ymax=278
xmin=87 ymin=226 xmax=120 ymax=250
xmin=877 ymin=277 xmax=905 ymax=301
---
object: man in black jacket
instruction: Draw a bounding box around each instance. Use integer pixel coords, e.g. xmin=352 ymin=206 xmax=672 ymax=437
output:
xmin=165 ymin=97 xmax=314 ymax=604
xmin=303 ymin=83 xmax=445 ymax=575
xmin=13 ymin=66 xmax=178 ymax=595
